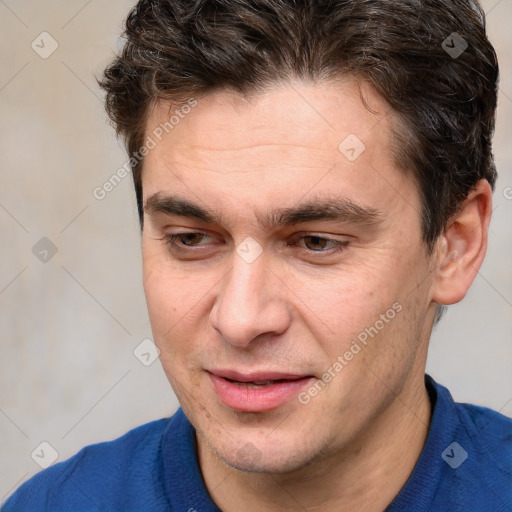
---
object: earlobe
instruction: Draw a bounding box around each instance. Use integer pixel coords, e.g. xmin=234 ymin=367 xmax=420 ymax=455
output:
xmin=431 ymin=179 xmax=493 ymax=306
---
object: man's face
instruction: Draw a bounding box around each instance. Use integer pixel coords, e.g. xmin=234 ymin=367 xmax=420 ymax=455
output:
xmin=141 ymin=79 xmax=437 ymax=473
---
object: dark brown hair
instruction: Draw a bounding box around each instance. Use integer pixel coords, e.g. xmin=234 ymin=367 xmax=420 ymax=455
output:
xmin=98 ymin=0 xmax=499 ymax=253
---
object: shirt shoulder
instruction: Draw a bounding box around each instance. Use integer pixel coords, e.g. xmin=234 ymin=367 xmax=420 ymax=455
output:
xmin=428 ymin=384 xmax=512 ymax=511
xmin=453 ymin=400 xmax=512 ymax=485
xmin=2 ymin=417 xmax=172 ymax=512
xmin=387 ymin=376 xmax=512 ymax=512
xmin=459 ymin=400 xmax=512 ymax=445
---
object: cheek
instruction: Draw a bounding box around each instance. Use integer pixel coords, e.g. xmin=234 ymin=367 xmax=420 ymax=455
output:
xmin=142 ymin=252 xmax=194 ymax=343
xmin=143 ymin=263 xmax=203 ymax=396
xmin=143 ymin=263 xmax=177 ymax=332
xmin=142 ymin=248 xmax=221 ymax=367
xmin=282 ymin=262 xmax=397 ymax=353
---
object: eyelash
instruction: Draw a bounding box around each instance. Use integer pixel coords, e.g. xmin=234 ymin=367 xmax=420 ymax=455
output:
xmin=162 ymin=232 xmax=350 ymax=256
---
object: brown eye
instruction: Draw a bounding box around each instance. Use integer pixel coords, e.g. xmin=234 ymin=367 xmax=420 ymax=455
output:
xmin=177 ymin=233 xmax=207 ymax=246
xmin=302 ymin=236 xmax=332 ymax=251
xmin=293 ymin=235 xmax=350 ymax=254
xmin=163 ymin=232 xmax=211 ymax=249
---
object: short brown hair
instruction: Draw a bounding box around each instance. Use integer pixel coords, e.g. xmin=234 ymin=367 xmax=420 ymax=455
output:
xmin=98 ymin=0 xmax=499 ymax=252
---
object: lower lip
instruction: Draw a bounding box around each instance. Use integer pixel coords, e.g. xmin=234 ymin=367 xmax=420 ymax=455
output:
xmin=209 ymin=373 xmax=314 ymax=412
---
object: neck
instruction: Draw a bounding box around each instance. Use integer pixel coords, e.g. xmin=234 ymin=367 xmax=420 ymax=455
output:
xmin=197 ymin=373 xmax=432 ymax=512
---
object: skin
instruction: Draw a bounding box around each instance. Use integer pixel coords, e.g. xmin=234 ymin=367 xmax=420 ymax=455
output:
xmin=140 ymin=78 xmax=492 ymax=512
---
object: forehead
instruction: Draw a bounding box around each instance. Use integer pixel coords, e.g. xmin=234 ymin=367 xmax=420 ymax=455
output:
xmin=141 ymin=79 xmax=418 ymax=230
xmin=145 ymin=79 xmax=391 ymax=156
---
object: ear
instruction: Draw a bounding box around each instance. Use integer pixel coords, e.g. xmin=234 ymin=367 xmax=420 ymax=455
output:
xmin=431 ymin=179 xmax=493 ymax=305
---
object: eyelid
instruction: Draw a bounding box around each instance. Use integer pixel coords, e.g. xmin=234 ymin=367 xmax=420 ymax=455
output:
xmin=162 ymin=231 xmax=351 ymax=255
xmin=163 ymin=231 xmax=215 ymax=247
xmin=288 ymin=233 xmax=350 ymax=252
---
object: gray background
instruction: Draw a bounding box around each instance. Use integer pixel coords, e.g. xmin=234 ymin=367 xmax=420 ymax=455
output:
xmin=1 ymin=0 xmax=511 ymax=502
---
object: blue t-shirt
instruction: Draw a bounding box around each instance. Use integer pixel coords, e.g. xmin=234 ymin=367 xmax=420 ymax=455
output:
xmin=2 ymin=375 xmax=511 ymax=511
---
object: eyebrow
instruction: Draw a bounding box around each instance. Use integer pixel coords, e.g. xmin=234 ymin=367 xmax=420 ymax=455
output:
xmin=144 ymin=192 xmax=383 ymax=229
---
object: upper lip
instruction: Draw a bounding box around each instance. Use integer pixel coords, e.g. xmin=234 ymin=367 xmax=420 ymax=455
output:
xmin=208 ymin=369 xmax=312 ymax=382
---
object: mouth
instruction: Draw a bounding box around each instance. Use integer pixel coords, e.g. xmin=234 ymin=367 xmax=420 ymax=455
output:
xmin=224 ymin=378 xmax=295 ymax=388
xmin=207 ymin=369 xmax=315 ymax=412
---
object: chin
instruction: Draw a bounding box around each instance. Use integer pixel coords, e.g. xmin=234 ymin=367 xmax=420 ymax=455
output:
xmin=205 ymin=430 xmax=322 ymax=475
xmin=223 ymin=448 xmax=306 ymax=474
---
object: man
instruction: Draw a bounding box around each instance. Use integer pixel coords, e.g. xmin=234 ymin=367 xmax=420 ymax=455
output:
xmin=3 ymin=0 xmax=511 ymax=510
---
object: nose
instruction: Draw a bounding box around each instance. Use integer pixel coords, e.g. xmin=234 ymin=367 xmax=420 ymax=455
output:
xmin=209 ymin=247 xmax=291 ymax=348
